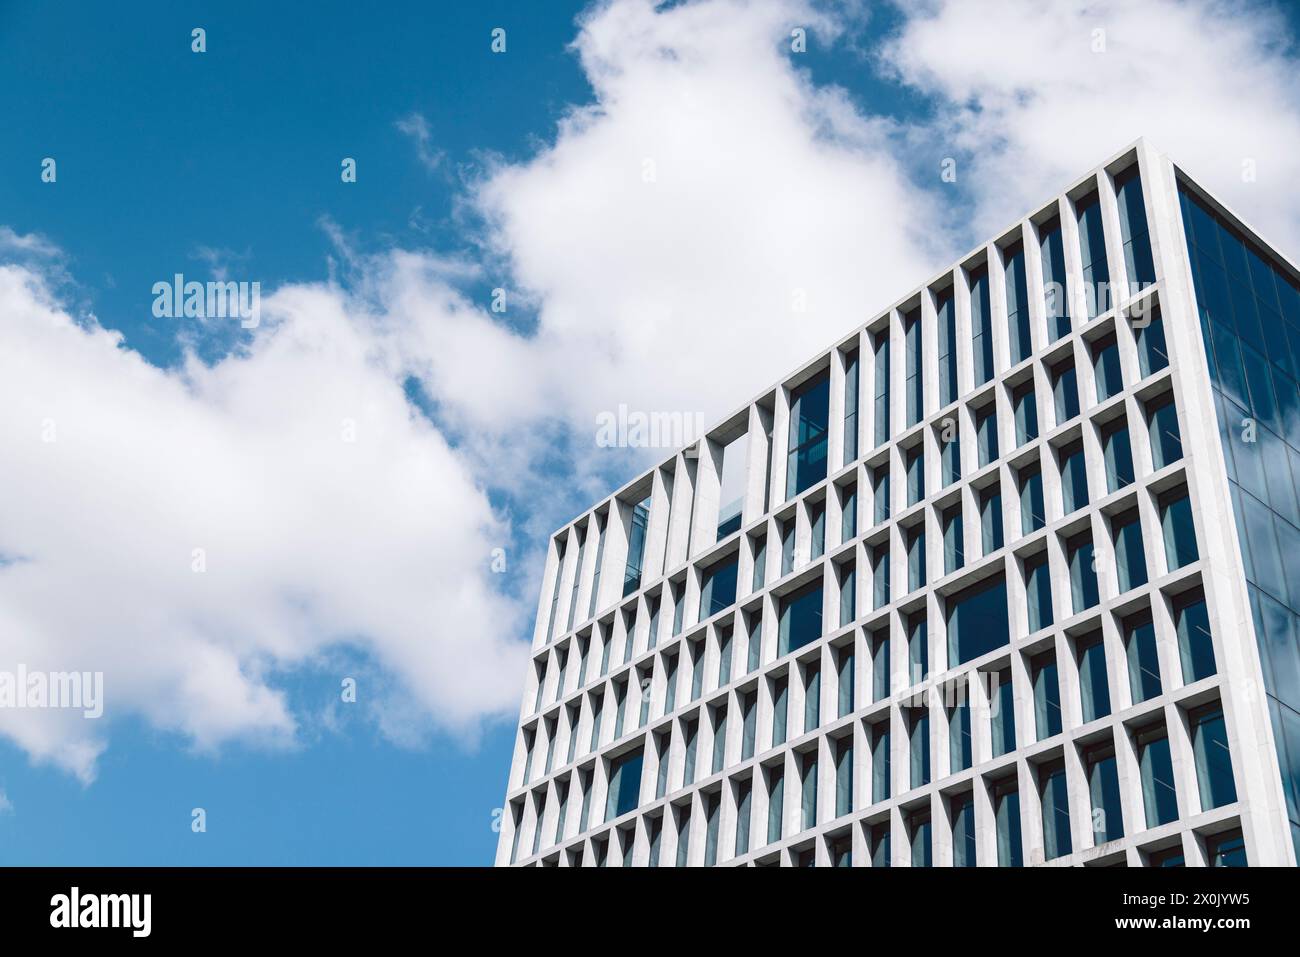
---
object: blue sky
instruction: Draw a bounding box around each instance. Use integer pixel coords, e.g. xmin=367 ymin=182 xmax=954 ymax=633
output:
xmin=3 ymin=0 xmax=1300 ymax=865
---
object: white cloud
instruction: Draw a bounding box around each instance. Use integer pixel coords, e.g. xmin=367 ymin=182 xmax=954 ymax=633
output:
xmin=884 ymin=0 xmax=1300 ymax=249
xmin=0 ymin=265 xmax=528 ymax=779
xmin=397 ymin=113 xmax=445 ymax=173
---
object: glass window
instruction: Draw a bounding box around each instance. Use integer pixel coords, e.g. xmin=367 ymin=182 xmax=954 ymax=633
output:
xmin=976 ymin=405 xmax=999 ymax=467
xmin=1207 ymin=829 xmax=1248 ymax=867
xmin=1019 ymin=464 xmax=1046 ymax=534
xmin=1125 ymin=612 xmax=1162 ymax=703
xmin=675 ymin=806 xmax=691 ymax=866
xmin=683 ymin=718 xmax=698 ymax=785
xmin=1005 ymin=240 xmax=1034 ymax=364
xmin=1067 ymin=533 xmax=1100 ymax=614
xmin=1085 ymin=741 xmax=1124 ymax=843
xmin=873 ymin=330 xmax=891 ymax=447
xmin=871 ymin=722 xmax=891 ymax=803
xmin=810 ymin=500 xmax=826 ymax=561
xmin=780 ymin=516 xmax=796 ymax=576
xmin=1160 ymin=487 xmax=1199 ymax=571
xmin=909 ymin=708 xmax=931 ymax=788
xmin=1175 ymin=590 xmax=1216 ymax=684
xmin=712 ymin=706 xmax=727 ymax=774
xmin=741 ymin=690 xmax=757 ymax=760
xmin=766 ymin=767 xmax=784 ymax=845
xmin=906 ymin=525 xmax=926 ymax=592
xmin=870 ymin=822 xmax=891 ymax=867
xmin=1093 ymin=334 xmax=1124 ymax=402
xmin=623 ymin=497 xmax=651 ymax=596
xmin=1025 ymin=553 xmax=1054 ymax=633
xmin=872 ymin=464 xmax=890 ymax=525
xmin=980 ymin=483 xmax=1004 ymax=555
xmin=841 ymin=483 xmax=857 ymax=542
xmin=778 ymin=580 xmax=822 ymax=655
xmin=970 ymin=264 xmax=995 ymax=385
xmin=717 ymin=434 xmax=748 ymax=540
xmin=1137 ymin=724 xmax=1178 ymax=828
xmin=1032 ymin=650 xmax=1062 ymax=740
xmin=942 ymin=503 xmax=964 ymax=575
xmin=1115 ymin=165 xmax=1156 ymax=288
xmin=734 ymin=781 xmax=752 ymax=857
xmin=1136 ymin=310 xmax=1169 ymax=378
xmin=906 ymin=306 xmax=925 ymax=426
xmin=1076 ymin=190 xmax=1111 ymax=319
xmin=1101 ymin=418 xmax=1135 ymax=492
xmin=949 ymin=695 xmax=973 ymax=773
xmin=906 ymin=445 xmax=925 ymax=506
xmin=1112 ymin=509 xmax=1148 ymax=593
xmin=803 ymin=662 xmax=820 ymax=734
xmin=994 ymin=778 xmax=1023 ymax=866
xmin=751 ymin=535 xmax=766 ymax=592
xmin=1190 ymin=705 xmax=1237 ymax=810
xmin=907 ymin=612 xmax=928 ymax=685
xmin=837 ymin=646 xmax=854 ymax=718
xmin=909 ymin=809 xmax=932 ymax=867
xmin=952 ymin=793 xmax=977 ymax=867
xmin=1014 ymin=382 xmax=1039 ymax=446
xmin=839 ymin=561 xmax=856 ymax=627
xmin=936 ymin=292 xmax=957 ymax=409
xmin=800 ymin=752 xmax=818 ymax=830
xmin=835 ymin=737 xmax=853 ymax=818
xmin=991 ymin=668 xmax=1016 ymax=757
xmin=1147 ymin=394 xmax=1183 ymax=469
xmin=1052 ymin=359 xmax=1080 ymax=424
xmin=871 ymin=629 xmax=890 ymax=703
xmin=1077 ymin=632 xmax=1111 ymax=723
xmin=940 ymin=423 xmax=961 ymax=487
xmin=872 ymin=545 xmax=890 ymax=610
xmin=946 ymin=574 xmax=1010 ymax=666
xmin=699 ymin=556 xmax=738 ymax=621
xmin=1059 ymin=440 xmax=1089 ymax=514
xmin=606 ymin=749 xmax=644 ymax=820
xmin=843 ymin=348 xmax=860 ymax=464
xmin=787 ymin=371 xmax=830 ymax=498
xmin=1039 ymin=215 xmax=1073 ymax=341
xmin=1039 ymin=758 xmax=1073 ymax=860
xmin=771 ymin=677 xmax=788 ymax=747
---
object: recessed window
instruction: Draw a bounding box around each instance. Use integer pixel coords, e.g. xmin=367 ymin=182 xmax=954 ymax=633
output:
xmin=1076 ymin=631 xmax=1110 ymax=723
xmin=844 ymin=348 xmax=860 ymax=464
xmin=1190 ymin=704 xmax=1237 ymax=810
xmin=980 ymin=483 xmax=1004 ymax=555
xmin=1019 ymin=463 xmax=1046 ymax=534
xmin=942 ymin=502 xmax=964 ymax=575
xmin=1067 ymin=531 xmax=1100 ymax=614
xmin=951 ymin=792 xmax=977 ymax=866
xmin=1159 ymin=487 xmax=1199 ymax=571
xmin=1039 ymin=215 xmax=1073 ymax=341
xmin=1059 ymin=439 xmax=1089 ymax=514
xmin=871 ymin=721 xmax=891 ymax=803
xmin=1084 ymin=739 xmax=1124 ymax=843
xmin=1025 ymin=553 xmax=1054 ymax=634
xmin=906 ymin=445 xmax=925 ymax=506
xmin=606 ymin=749 xmax=644 ymax=821
xmin=990 ymin=668 xmax=1016 ymax=757
xmin=1076 ymin=190 xmax=1112 ymax=319
xmin=778 ymin=579 xmax=823 ymax=655
xmin=787 ymin=371 xmax=830 ymax=498
xmin=1051 ymin=358 xmax=1080 ymax=425
xmin=935 ymin=292 xmax=956 ymax=409
xmin=1147 ymin=393 xmax=1183 ymax=469
xmin=906 ymin=306 xmax=926 ymax=425
xmin=909 ymin=808 xmax=933 ymax=867
xmin=906 ymin=524 xmax=926 ymax=592
xmin=1137 ymin=723 xmax=1178 ymax=828
xmin=1207 ymin=828 xmax=1248 ymax=867
xmin=1175 ymin=589 xmax=1216 ymax=683
xmin=993 ymin=776 xmax=1023 ymax=866
xmin=1100 ymin=417 xmax=1135 ymax=492
xmin=1013 ymin=381 xmax=1039 ymax=446
xmin=970 ymin=264 xmax=995 ymax=386
xmin=1032 ymin=650 xmax=1062 ymax=740
xmin=699 ymin=555 xmax=738 ymax=621
xmin=1112 ymin=509 xmax=1148 ymax=593
xmin=1005 ymin=241 xmax=1034 ymax=364
xmin=1124 ymin=610 xmax=1162 ymax=703
xmin=1092 ymin=333 xmax=1124 ymax=403
xmin=909 ymin=706 xmax=931 ymax=789
xmin=946 ymin=574 xmax=1010 ymax=666
xmin=623 ymin=497 xmax=651 ymax=596
xmin=1135 ymin=308 xmax=1169 ymax=377
xmin=1115 ymin=165 xmax=1156 ymax=288
xmin=976 ymin=404 xmax=1000 ymax=467
xmin=1038 ymin=758 xmax=1073 ymax=860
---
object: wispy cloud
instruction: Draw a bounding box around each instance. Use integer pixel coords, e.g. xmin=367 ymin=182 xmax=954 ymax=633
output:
xmin=396 ymin=113 xmax=444 ymax=172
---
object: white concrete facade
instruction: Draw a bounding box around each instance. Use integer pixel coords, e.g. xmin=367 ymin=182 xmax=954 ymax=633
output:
xmin=496 ymin=138 xmax=1297 ymax=867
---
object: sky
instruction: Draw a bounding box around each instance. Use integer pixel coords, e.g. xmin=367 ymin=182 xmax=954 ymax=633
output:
xmin=3 ymin=0 xmax=1300 ymax=864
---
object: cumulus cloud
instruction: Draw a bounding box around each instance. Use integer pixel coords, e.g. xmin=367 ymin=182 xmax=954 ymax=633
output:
xmin=884 ymin=0 xmax=1300 ymax=249
xmin=0 ymin=264 xmax=527 ymax=779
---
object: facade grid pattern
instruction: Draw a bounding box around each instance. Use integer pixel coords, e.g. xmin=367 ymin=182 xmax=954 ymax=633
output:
xmin=497 ymin=139 xmax=1296 ymax=867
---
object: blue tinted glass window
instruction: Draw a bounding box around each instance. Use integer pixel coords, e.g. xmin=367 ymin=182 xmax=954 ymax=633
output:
xmin=947 ymin=574 xmax=1010 ymax=666
xmin=787 ymin=372 xmax=830 ymax=498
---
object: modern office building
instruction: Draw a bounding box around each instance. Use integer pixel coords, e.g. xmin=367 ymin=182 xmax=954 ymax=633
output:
xmin=497 ymin=139 xmax=1300 ymax=866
